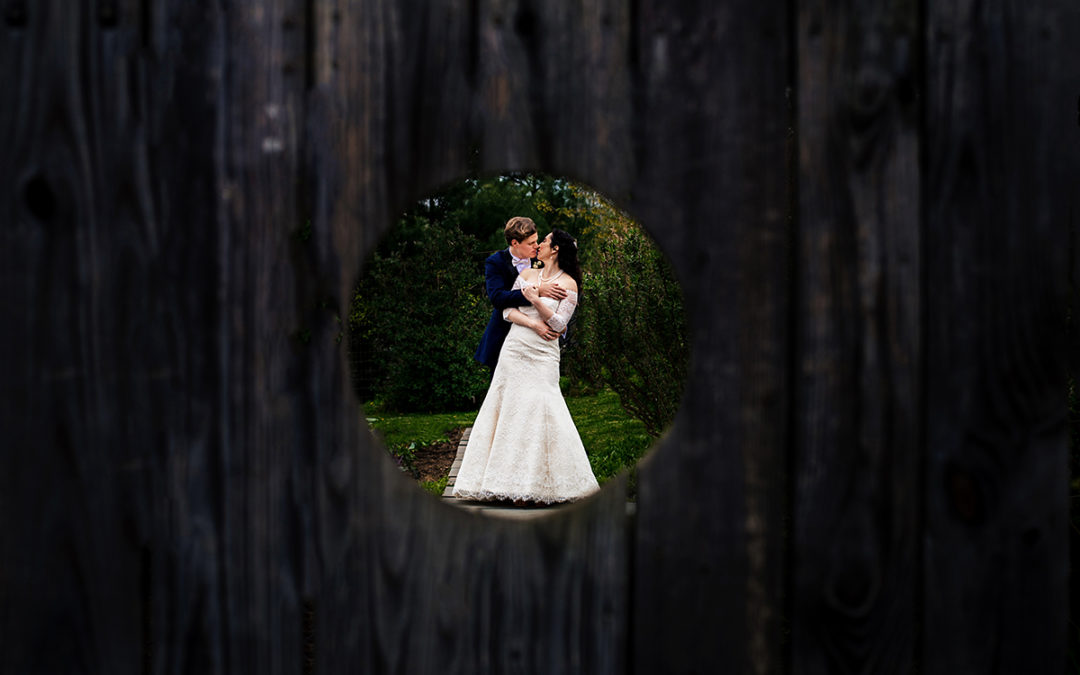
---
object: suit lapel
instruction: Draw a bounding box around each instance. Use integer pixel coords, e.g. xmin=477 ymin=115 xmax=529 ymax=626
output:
xmin=499 ymin=249 xmax=517 ymax=277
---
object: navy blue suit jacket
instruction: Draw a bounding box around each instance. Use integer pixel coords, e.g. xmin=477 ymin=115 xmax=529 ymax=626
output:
xmin=474 ymin=250 xmax=531 ymax=368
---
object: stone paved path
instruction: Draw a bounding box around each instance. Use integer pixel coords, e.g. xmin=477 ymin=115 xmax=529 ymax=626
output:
xmin=441 ymin=427 xmax=469 ymax=497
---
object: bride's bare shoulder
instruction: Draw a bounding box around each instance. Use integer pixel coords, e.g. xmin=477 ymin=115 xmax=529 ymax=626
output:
xmin=519 ymin=268 xmax=540 ymax=281
xmin=561 ymin=276 xmax=579 ymax=293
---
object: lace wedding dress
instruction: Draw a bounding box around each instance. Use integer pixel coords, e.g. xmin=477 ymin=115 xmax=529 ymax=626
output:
xmin=453 ymin=277 xmax=600 ymax=504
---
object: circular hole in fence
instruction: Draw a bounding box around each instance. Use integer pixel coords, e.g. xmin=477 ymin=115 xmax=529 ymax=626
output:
xmin=348 ymin=173 xmax=689 ymax=517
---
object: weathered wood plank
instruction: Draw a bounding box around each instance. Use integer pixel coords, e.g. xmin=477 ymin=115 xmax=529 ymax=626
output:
xmin=472 ymin=0 xmax=635 ymax=194
xmin=629 ymin=1 xmax=790 ymax=672
xmin=1 ymin=2 xmax=160 ymax=672
xmin=923 ymin=2 xmax=1079 ymax=672
xmin=214 ymin=1 xmax=312 ymax=673
xmin=312 ymin=2 xmax=634 ymax=672
xmin=2 ymin=0 xmax=319 ymax=671
xmin=792 ymin=0 xmax=921 ymax=672
xmin=138 ymin=3 xmax=237 ymax=670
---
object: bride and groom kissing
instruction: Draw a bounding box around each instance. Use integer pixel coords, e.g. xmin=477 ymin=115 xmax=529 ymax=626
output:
xmin=452 ymin=217 xmax=600 ymax=505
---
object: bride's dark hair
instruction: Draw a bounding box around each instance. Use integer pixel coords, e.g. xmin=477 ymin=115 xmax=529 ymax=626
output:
xmin=550 ymin=228 xmax=582 ymax=291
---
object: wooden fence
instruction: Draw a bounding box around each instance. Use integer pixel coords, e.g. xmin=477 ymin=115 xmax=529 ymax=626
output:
xmin=2 ymin=1 xmax=1077 ymax=673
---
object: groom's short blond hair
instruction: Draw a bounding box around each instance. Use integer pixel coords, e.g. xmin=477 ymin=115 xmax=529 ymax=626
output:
xmin=503 ymin=217 xmax=537 ymax=246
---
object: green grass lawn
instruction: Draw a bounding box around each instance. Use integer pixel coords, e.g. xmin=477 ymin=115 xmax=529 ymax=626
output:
xmin=365 ymin=387 xmax=653 ymax=485
xmin=364 ymin=408 xmax=478 ymax=447
xmin=566 ymin=389 xmax=651 ymax=483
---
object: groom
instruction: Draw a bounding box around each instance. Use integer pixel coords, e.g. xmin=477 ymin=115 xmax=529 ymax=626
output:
xmin=474 ymin=216 xmax=566 ymax=369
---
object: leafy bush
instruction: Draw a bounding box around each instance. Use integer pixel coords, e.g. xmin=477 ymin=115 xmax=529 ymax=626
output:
xmin=349 ymin=215 xmax=491 ymax=413
xmin=390 ymin=441 xmax=418 ymax=476
xmin=571 ymin=221 xmax=688 ymax=438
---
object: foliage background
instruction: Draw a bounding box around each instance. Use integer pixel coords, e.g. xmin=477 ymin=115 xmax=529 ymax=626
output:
xmin=348 ymin=174 xmax=688 ymax=445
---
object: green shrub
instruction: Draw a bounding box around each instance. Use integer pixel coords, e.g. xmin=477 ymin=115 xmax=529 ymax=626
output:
xmin=390 ymin=441 xmax=418 ymax=477
xmin=571 ymin=221 xmax=688 ymax=438
xmin=350 ymin=216 xmax=491 ymax=413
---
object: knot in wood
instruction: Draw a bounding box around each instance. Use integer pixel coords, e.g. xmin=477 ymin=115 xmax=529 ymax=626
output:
xmin=23 ymin=173 xmax=57 ymax=223
xmin=847 ymin=65 xmax=892 ymax=133
xmin=513 ymin=6 xmax=537 ymax=41
xmin=820 ymin=515 xmax=882 ymax=622
xmin=4 ymin=0 xmax=26 ymax=27
xmin=98 ymin=0 xmax=118 ymax=27
xmin=944 ymin=463 xmax=984 ymax=525
xmin=1022 ymin=527 xmax=1042 ymax=548
xmin=824 ymin=557 xmax=879 ymax=619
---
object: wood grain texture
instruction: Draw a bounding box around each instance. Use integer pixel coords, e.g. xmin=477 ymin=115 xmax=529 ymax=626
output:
xmin=311 ymin=1 xmax=633 ymax=672
xmin=923 ymin=2 xmax=1079 ymax=672
xmin=137 ymin=4 xmax=233 ymax=669
xmin=1 ymin=0 xmax=315 ymax=672
xmin=3 ymin=0 xmax=1076 ymax=673
xmin=628 ymin=1 xmax=790 ymax=672
xmin=792 ymin=0 xmax=921 ymax=672
xmin=472 ymin=0 xmax=635 ymax=194
xmin=215 ymin=1 xmax=312 ymax=673
xmin=1 ymin=2 xmax=157 ymax=672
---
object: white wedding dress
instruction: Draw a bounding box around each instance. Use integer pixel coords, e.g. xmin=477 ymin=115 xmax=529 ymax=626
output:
xmin=453 ymin=277 xmax=600 ymax=504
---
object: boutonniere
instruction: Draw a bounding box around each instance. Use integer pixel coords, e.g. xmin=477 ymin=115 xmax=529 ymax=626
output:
xmin=531 ymin=260 xmax=542 ymax=269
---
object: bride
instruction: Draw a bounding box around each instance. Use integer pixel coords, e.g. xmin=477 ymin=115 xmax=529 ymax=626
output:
xmin=452 ymin=229 xmax=600 ymax=504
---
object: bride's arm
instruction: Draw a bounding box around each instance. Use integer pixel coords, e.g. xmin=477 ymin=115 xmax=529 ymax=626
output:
xmin=502 ymin=271 xmax=558 ymax=339
xmin=504 ymin=307 xmax=560 ymax=341
xmin=524 ymin=279 xmax=579 ymax=331
xmin=543 ymin=291 xmax=579 ymax=332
